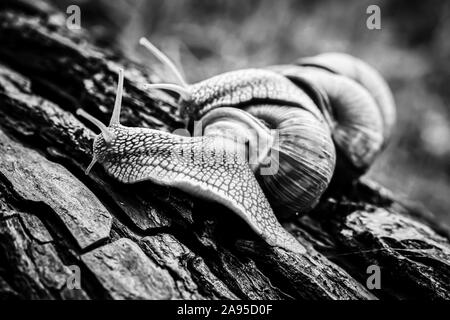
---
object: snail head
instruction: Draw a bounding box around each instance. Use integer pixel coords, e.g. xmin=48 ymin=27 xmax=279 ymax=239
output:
xmin=76 ymin=68 xmax=145 ymax=177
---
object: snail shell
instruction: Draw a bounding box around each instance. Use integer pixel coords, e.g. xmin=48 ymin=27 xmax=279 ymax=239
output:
xmin=185 ymin=69 xmax=336 ymax=218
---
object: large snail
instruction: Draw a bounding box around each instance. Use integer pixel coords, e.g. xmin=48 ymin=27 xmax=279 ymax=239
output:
xmin=76 ymin=37 xmax=395 ymax=254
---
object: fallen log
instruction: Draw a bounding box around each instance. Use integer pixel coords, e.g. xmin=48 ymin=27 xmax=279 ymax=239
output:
xmin=0 ymin=0 xmax=448 ymax=300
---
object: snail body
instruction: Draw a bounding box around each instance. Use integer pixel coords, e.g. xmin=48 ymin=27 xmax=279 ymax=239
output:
xmin=76 ymin=38 xmax=395 ymax=254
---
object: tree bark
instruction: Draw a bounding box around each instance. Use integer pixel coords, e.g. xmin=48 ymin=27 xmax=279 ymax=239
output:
xmin=0 ymin=0 xmax=449 ymax=300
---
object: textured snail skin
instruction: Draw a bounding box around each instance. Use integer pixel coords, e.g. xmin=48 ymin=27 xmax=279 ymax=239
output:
xmin=91 ymin=124 xmax=306 ymax=254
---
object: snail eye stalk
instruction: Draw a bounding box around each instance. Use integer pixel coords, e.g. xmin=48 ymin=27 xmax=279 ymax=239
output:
xmin=139 ymin=83 xmax=191 ymax=101
xmin=139 ymin=37 xmax=188 ymax=88
xmin=76 ymin=68 xmax=126 ymax=175
xmin=75 ymin=109 xmax=107 ymax=175
xmin=109 ymin=68 xmax=124 ymax=126
xmin=84 ymin=155 xmax=98 ymax=175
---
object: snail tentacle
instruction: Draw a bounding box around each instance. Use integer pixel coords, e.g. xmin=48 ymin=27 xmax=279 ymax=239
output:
xmin=109 ymin=68 xmax=124 ymax=126
xmin=76 ymin=68 xmax=126 ymax=173
xmin=139 ymin=37 xmax=188 ymax=87
xmin=140 ymin=83 xmax=191 ymax=100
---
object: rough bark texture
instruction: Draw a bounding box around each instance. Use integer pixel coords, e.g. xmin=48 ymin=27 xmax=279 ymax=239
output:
xmin=0 ymin=0 xmax=449 ymax=300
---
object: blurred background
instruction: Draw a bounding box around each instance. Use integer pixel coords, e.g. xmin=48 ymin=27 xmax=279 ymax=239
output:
xmin=51 ymin=0 xmax=450 ymax=227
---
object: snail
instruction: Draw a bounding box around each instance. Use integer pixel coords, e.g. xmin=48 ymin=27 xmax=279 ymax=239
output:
xmin=76 ymin=37 xmax=395 ymax=254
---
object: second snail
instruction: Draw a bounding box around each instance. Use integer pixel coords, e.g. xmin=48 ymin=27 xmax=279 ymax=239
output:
xmin=77 ymin=37 xmax=396 ymax=254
